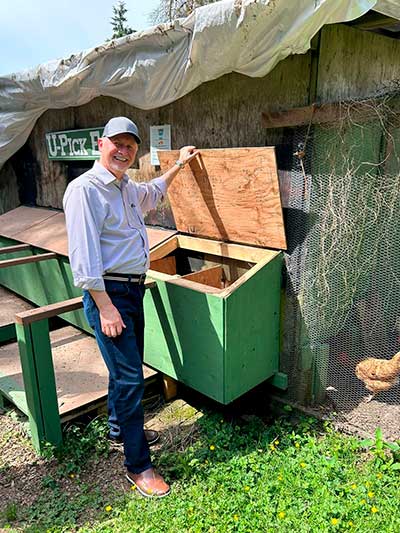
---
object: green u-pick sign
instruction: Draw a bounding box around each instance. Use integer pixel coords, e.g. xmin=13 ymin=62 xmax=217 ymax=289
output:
xmin=45 ymin=127 xmax=104 ymax=160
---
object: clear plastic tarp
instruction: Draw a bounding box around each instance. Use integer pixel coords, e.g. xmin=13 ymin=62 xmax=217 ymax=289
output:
xmin=0 ymin=0 xmax=399 ymax=168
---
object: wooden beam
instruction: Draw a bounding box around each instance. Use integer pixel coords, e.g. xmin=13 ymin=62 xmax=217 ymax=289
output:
xmin=177 ymin=235 xmax=275 ymax=263
xmin=15 ymin=281 xmax=155 ymax=325
xmin=150 ymin=236 xmax=178 ymax=262
xmin=0 ymin=244 xmax=31 ymax=255
xmin=261 ymin=101 xmax=376 ymax=129
xmin=0 ymin=252 xmax=57 ymax=269
xmin=15 ymin=297 xmax=83 ymax=325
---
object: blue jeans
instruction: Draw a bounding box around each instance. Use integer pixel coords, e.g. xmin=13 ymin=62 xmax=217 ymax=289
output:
xmin=82 ymin=280 xmax=151 ymax=474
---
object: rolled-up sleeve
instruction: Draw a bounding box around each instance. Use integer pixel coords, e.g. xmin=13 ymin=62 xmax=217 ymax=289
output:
xmin=136 ymin=177 xmax=168 ymax=213
xmin=63 ymin=183 xmax=106 ymax=291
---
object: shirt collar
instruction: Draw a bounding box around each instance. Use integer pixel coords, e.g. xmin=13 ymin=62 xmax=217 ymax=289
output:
xmin=92 ymin=161 xmax=128 ymax=186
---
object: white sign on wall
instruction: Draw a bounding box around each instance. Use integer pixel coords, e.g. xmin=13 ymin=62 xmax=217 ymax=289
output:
xmin=150 ymin=125 xmax=171 ymax=165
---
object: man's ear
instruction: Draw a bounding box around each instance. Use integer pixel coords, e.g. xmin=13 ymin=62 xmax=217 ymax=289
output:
xmin=98 ymin=137 xmax=104 ymax=151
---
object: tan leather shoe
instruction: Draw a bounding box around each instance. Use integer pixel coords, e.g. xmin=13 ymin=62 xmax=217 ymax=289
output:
xmin=126 ymin=468 xmax=170 ymax=498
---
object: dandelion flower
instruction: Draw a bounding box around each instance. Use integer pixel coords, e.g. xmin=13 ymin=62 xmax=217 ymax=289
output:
xmin=69 ymin=473 xmax=75 ymax=479
xmin=130 ymin=485 xmax=137 ymax=491
xmin=351 ymin=484 xmax=357 ymax=490
xmin=360 ymin=499 xmax=366 ymax=505
xmin=234 ymin=515 xmax=239 ymax=521
xmin=371 ymin=506 xmax=378 ymax=514
xmin=105 ymin=505 xmax=112 ymax=512
xmin=210 ymin=445 xmax=215 ymax=451
xmin=331 ymin=518 xmax=339 ymax=526
xmin=277 ymin=474 xmax=283 ymax=481
xmin=376 ymin=472 xmax=383 ymax=479
xmin=295 ymin=442 xmax=300 ymax=449
xmin=348 ymin=521 xmax=354 ymax=527
xmin=368 ymin=491 xmax=374 ymax=498
xmin=278 ymin=511 xmax=286 ymax=519
xmin=244 ymin=486 xmax=250 ymax=491
xmin=269 ymin=444 xmax=276 ymax=451
xmin=365 ymin=481 xmax=371 ymax=487
xmin=275 ymin=440 xmax=280 ymax=445
xmin=300 ymin=462 xmax=306 ymax=468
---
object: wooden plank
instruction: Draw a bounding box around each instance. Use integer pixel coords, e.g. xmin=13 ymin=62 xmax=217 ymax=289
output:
xmin=150 ymin=256 xmax=177 ymax=275
xmin=15 ymin=212 xmax=68 ymax=256
xmin=261 ymin=101 xmax=375 ymax=129
xmin=181 ymin=266 xmax=224 ymax=289
xmin=0 ymin=207 xmax=177 ymax=259
xmin=177 ymin=235 xmax=277 ymax=263
xmin=0 ymin=206 xmax=60 ymax=239
xmin=150 ymin=236 xmax=178 ymax=262
xmin=159 ymin=148 xmax=287 ymax=250
xmin=0 ymin=252 xmax=57 ymax=269
xmin=146 ymin=227 xmax=178 ymax=249
xmin=0 ymin=244 xmax=31 ymax=255
xmin=14 ymin=279 xmax=154 ymax=326
xmin=15 ymin=296 xmax=83 ymax=325
xmin=166 ymin=277 xmax=223 ymax=295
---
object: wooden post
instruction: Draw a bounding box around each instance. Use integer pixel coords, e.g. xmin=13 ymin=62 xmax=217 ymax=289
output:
xmin=15 ymin=323 xmax=46 ymax=451
xmin=30 ymin=320 xmax=62 ymax=447
xmin=162 ymin=375 xmax=178 ymax=401
xmin=15 ymin=320 xmax=62 ymax=452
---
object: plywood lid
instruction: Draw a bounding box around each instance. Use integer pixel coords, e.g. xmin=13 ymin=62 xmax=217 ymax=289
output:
xmin=0 ymin=206 xmax=177 ymax=256
xmin=158 ymin=148 xmax=287 ymax=250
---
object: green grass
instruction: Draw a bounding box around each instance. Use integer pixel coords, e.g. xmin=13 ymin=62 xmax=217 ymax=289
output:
xmin=2 ymin=408 xmax=400 ymax=532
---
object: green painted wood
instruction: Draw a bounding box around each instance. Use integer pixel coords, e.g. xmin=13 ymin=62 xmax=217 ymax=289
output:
xmin=0 ymin=371 xmax=28 ymax=414
xmin=30 ymin=320 xmax=62 ymax=447
xmin=144 ymin=282 xmax=225 ymax=402
xmin=0 ymin=323 xmax=16 ymax=343
xmin=0 ymin=237 xmax=91 ymax=335
xmin=224 ymin=254 xmax=282 ymax=403
xmin=15 ymin=323 xmax=45 ymax=451
xmin=268 ymin=371 xmax=288 ymax=390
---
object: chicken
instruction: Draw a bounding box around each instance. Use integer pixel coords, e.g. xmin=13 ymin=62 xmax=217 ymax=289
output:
xmin=355 ymin=351 xmax=400 ymax=402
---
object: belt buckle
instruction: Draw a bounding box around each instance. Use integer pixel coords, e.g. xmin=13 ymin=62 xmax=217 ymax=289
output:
xmin=138 ymin=273 xmax=146 ymax=284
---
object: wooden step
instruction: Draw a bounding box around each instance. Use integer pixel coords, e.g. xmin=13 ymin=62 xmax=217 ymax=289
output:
xmin=0 ymin=325 xmax=158 ymax=422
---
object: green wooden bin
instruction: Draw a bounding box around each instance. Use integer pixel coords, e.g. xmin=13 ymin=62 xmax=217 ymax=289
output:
xmin=143 ymin=147 xmax=287 ymax=404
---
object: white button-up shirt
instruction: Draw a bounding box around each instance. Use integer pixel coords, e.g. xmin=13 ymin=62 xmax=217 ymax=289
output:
xmin=63 ymin=161 xmax=167 ymax=291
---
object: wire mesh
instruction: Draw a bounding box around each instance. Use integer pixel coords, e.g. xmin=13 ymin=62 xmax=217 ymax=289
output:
xmin=277 ymin=96 xmax=400 ymax=439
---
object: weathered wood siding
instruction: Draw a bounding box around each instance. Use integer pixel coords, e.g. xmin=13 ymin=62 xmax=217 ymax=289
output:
xmin=317 ymin=24 xmax=400 ymax=102
xmin=0 ymin=161 xmax=19 ymax=215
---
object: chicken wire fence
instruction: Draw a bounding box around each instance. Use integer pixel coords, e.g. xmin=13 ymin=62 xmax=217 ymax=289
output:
xmin=275 ymin=94 xmax=400 ymax=438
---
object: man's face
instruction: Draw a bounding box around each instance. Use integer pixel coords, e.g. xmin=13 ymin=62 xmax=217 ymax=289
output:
xmin=98 ymin=133 xmax=138 ymax=179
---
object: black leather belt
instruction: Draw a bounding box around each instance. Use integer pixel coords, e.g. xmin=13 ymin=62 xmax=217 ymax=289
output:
xmin=103 ymin=273 xmax=146 ymax=284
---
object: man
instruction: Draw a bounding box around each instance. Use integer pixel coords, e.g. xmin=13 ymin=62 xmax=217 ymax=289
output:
xmin=63 ymin=116 xmax=198 ymax=498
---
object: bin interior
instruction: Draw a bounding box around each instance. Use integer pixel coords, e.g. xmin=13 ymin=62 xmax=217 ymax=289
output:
xmin=148 ymin=234 xmax=278 ymax=294
xmin=150 ymin=248 xmax=255 ymax=290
